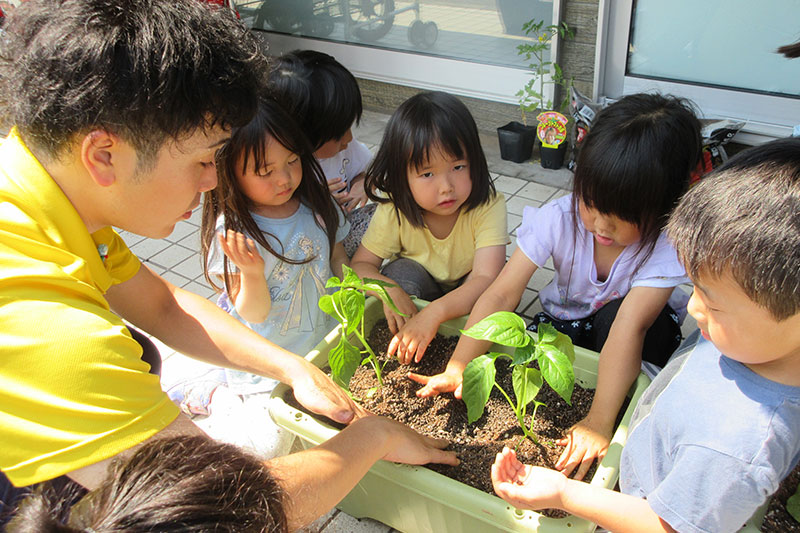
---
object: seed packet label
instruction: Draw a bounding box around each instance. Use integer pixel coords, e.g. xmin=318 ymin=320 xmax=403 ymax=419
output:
xmin=536 ymin=111 xmax=568 ymax=148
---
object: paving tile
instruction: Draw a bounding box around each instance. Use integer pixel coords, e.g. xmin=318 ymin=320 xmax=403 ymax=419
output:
xmin=526 ymin=266 xmax=555 ymax=292
xmin=171 ymin=255 xmax=206 ymax=281
xmin=492 ymin=175 xmax=527 ymax=195
xmin=149 ymin=244 xmax=195 ymax=270
xmin=317 ymin=512 xmax=391 ymax=533
xmin=516 ymin=181 xmax=559 ymax=202
xmin=160 ymin=270 xmax=192 ymax=289
xmin=129 ymin=238 xmax=171 ymax=260
xmin=505 ymin=195 xmax=540 ymax=216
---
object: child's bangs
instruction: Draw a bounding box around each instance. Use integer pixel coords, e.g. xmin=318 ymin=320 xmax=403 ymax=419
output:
xmin=406 ymin=124 xmax=466 ymax=171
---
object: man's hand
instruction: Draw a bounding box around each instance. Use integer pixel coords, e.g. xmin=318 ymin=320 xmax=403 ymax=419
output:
xmin=407 ymin=368 xmax=463 ymax=398
xmin=218 ymin=230 xmax=264 ymax=277
xmin=555 ymin=416 xmax=612 ymax=480
xmin=491 ymin=447 xmax=567 ymax=511
xmin=369 ymin=416 xmax=460 ymax=466
xmin=290 ymin=360 xmax=369 ymax=424
xmin=388 ymin=308 xmax=439 ymax=364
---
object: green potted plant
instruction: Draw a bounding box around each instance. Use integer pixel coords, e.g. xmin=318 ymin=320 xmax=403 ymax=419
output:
xmin=269 ymin=297 xmax=652 ymax=533
xmin=498 ymin=18 xmax=574 ymax=167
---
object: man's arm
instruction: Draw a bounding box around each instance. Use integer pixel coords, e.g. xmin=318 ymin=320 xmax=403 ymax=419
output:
xmin=105 ymin=264 xmax=366 ymax=423
xmin=268 ymin=416 xmax=459 ymax=531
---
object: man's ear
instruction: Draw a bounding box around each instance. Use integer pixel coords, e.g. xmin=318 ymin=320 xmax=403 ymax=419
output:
xmin=80 ymin=130 xmax=120 ymax=187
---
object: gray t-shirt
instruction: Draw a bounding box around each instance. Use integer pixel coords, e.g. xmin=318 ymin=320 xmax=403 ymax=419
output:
xmin=620 ymin=334 xmax=800 ymax=533
xmin=208 ymin=204 xmax=349 ymax=394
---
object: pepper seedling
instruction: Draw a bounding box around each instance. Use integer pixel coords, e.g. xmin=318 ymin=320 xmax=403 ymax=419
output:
xmin=318 ymin=265 xmax=405 ymax=395
xmin=461 ymin=311 xmax=575 ymax=444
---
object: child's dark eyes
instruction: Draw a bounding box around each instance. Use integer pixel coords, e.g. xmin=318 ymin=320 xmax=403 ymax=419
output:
xmin=454 ymin=164 xmax=467 ymax=171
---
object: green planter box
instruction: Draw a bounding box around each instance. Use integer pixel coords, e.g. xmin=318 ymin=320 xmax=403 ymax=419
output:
xmin=270 ymin=298 xmax=650 ymax=533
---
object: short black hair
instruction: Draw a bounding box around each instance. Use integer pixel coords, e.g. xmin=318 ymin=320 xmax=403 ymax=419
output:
xmin=8 ymin=436 xmax=287 ymax=532
xmin=0 ymin=0 xmax=267 ymax=165
xmin=572 ymin=93 xmax=702 ymax=251
xmin=364 ymin=91 xmax=495 ymax=227
xmin=267 ymin=50 xmax=362 ymax=150
xmin=667 ymin=137 xmax=800 ymax=321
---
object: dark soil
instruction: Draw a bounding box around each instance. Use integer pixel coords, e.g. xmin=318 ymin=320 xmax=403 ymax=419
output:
xmin=763 ymin=463 xmax=800 ymax=532
xmin=285 ymin=320 xmax=619 ymax=519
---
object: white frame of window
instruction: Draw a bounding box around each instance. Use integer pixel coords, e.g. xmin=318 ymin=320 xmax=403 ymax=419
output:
xmin=250 ymin=0 xmax=564 ymax=107
xmin=598 ymin=0 xmax=799 ymax=145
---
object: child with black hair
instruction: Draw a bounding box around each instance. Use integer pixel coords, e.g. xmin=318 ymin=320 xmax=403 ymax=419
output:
xmin=268 ymin=50 xmax=374 ymax=257
xmin=415 ymin=93 xmax=702 ymax=482
xmin=492 ymin=137 xmax=800 ymax=533
xmin=168 ymin=96 xmax=349 ymax=457
xmin=351 ymin=91 xmax=508 ymax=366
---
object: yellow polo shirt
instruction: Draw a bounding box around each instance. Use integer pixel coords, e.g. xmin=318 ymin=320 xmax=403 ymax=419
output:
xmin=0 ymin=129 xmax=179 ymax=486
xmin=361 ymin=193 xmax=508 ymax=289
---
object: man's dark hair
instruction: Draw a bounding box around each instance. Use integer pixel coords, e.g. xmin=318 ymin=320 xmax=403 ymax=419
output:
xmin=8 ymin=436 xmax=288 ymax=532
xmin=667 ymin=137 xmax=800 ymax=321
xmin=267 ymin=49 xmax=362 ymax=150
xmin=0 ymin=0 xmax=268 ymax=165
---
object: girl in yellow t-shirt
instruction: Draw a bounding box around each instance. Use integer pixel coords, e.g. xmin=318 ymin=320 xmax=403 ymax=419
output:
xmin=351 ymin=91 xmax=507 ymax=367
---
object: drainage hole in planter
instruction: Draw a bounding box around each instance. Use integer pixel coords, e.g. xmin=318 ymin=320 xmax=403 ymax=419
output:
xmin=294 ymin=412 xmax=303 ymax=421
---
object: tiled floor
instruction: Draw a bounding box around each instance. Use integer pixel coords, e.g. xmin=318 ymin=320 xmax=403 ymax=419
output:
xmin=117 ymin=109 xmax=695 ymax=533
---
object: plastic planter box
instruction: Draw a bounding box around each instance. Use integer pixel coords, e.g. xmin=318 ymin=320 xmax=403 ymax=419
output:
xmin=270 ymin=298 xmax=650 ymax=533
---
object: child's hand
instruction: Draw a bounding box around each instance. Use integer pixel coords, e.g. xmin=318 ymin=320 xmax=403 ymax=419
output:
xmin=383 ymin=289 xmax=417 ymax=335
xmin=388 ymin=309 xmax=439 ymax=365
xmin=555 ymin=417 xmax=612 ymax=481
xmin=342 ymin=176 xmax=369 ymax=212
xmin=218 ymin=230 xmax=264 ymax=277
xmin=327 ymin=177 xmax=350 ymax=207
xmin=407 ymin=368 xmax=463 ymax=398
xmin=491 ymin=447 xmax=567 ymax=511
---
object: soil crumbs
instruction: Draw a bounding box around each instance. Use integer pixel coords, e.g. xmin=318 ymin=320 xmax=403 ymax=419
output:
xmin=763 ymin=462 xmax=800 ymax=532
xmin=354 ymin=321 xmax=596 ymax=519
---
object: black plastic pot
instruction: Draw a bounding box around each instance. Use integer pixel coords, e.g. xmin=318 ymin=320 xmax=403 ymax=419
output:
xmin=540 ymin=142 xmax=567 ymax=170
xmin=497 ymin=121 xmax=537 ymax=163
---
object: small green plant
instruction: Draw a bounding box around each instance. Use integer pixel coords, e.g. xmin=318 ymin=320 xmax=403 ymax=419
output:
xmin=461 ymin=311 xmax=575 ymax=445
xmin=788 ymin=485 xmax=800 ymax=523
xmin=515 ymin=19 xmax=574 ymax=125
xmin=318 ymin=265 xmax=404 ymax=394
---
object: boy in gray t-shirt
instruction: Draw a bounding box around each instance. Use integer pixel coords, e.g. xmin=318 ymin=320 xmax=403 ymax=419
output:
xmin=489 ymin=138 xmax=800 ymax=533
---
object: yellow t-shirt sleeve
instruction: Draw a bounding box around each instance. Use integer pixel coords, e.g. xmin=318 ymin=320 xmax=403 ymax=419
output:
xmin=93 ymin=227 xmax=141 ymax=286
xmin=474 ymin=193 xmax=510 ymax=249
xmin=360 ymin=202 xmax=402 ymax=259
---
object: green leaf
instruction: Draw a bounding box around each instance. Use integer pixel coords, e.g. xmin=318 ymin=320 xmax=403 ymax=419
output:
xmin=511 ymin=342 xmax=535 ymax=365
xmin=340 ymin=265 xmax=363 ymax=289
xmin=552 ymin=330 xmax=575 ymax=364
xmin=325 ymin=276 xmax=342 ymax=289
xmin=328 ymin=337 xmax=361 ymax=389
xmin=331 ymin=289 xmax=364 ymax=335
xmin=461 ymin=312 xmax=530 ymax=347
xmin=538 ymin=343 xmax=575 ymax=405
xmin=512 ymin=365 xmax=542 ymax=410
xmin=788 ymin=486 xmax=800 ymax=522
xmin=537 ymin=322 xmax=558 ymax=344
xmin=462 ymin=354 xmax=499 ymax=424
xmin=318 ymin=294 xmax=337 ymax=322
xmin=362 ymin=282 xmax=405 ymax=316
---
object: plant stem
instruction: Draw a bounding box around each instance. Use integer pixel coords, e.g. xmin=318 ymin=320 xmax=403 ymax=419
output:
xmin=495 ymin=383 xmax=538 ymax=444
xmin=354 ymin=326 xmax=383 ymax=388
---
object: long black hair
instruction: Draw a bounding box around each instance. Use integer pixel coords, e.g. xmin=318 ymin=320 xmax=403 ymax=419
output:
xmin=201 ymin=96 xmax=341 ymax=295
xmin=365 ymin=91 xmax=495 ymax=227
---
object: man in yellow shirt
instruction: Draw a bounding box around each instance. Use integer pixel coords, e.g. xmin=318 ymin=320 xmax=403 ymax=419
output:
xmin=0 ymin=0 xmax=456 ymax=527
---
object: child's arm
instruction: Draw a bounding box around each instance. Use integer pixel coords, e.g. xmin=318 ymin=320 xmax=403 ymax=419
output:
xmin=409 ymin=248 xmax=537 ymax=397
xmin=350 ymin=244 xmax=418 ymax=334
xmin=218 ymin=230 xmax=270 ymax=323
xmin=491 ymin=447 xmax=676 ymax=533
xmin=389 ymin=243 xmax=506 ymax=365
xmin=557 ymin=286 xmax=674 ymax=480
xmin=330 ymin=241 xmax=348 ymax=279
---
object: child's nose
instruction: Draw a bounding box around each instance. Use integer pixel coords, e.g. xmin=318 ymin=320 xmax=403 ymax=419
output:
xmin=686 ymin=290 xmax=705 ymax=322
